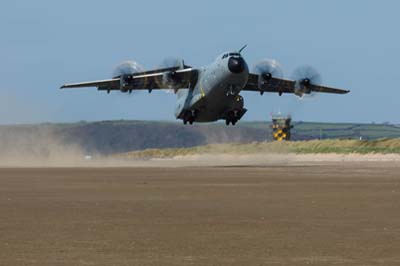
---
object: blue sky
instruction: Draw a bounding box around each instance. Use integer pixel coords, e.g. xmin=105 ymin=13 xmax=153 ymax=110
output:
xmin=0 ymin=0 xmax=399 ymax=124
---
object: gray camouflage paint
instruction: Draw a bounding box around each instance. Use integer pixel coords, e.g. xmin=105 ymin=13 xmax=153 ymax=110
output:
xmin=175 ymin=52 xmax=249 ymax=123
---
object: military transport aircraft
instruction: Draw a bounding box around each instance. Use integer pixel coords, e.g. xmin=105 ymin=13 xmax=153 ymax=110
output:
xmin=61 ymin=46 xmax=349 ymax=125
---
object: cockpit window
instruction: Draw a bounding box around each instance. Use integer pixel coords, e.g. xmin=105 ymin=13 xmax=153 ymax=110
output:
xmin=222 ymin=53 xmax=241 ymax=59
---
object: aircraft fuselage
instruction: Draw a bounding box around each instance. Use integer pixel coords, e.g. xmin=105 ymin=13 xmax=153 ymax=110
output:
xmin=175 ymin=53 xmax=249 ymax=125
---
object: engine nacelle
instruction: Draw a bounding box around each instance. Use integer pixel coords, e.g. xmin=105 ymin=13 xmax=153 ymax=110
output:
xmin=257 ymin=73 xmax=272 ymax=95
xmin=119 ymin=74 xmax=134 ymax=92
xmin=294 ymin=79 xmax=312 ymax=97
xmin=162 ymin=71 xmax=180 ymax=89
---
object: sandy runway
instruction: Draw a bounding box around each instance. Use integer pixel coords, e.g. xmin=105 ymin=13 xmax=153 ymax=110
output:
xmin=1 ymin=163 xmax=400 ymax=265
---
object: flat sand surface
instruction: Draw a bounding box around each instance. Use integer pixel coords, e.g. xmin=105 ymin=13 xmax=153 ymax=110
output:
xmin=1 ymin=162 xmax=400 ymax=265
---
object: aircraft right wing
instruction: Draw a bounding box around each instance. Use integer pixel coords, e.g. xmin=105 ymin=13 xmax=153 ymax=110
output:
xmin=60 ymin=78 xmax=120 ymax=90
xmin=60 ymin=67 xmax=199 ymax=93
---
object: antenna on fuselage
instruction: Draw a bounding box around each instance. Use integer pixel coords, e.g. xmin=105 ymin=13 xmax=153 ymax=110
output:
xmin=238 ymin=44 xmax=247 ymax=54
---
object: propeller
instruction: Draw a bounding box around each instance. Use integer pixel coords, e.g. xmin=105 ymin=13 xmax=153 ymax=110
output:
xmin=253 ymin=59 xmax=283 ymax=95
xmin=112 ymin=60 xmax=145 ymax=78
xmin=291 ymin=66 xmax=322 ymax=98
xmin=156 ymin=57 xmax=186 ymax=93
xmin=253 ymin=59 xmax=283 ymax=78
xmin=159 ymin=57 xmax=185 ymax=69
xmin=112 ymin=60 xmax=146 ymax=94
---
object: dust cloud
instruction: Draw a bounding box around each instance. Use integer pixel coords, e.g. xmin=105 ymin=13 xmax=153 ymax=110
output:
xmin=0 ymin=124 xmax=269 ymax=167
xmin=2 ymin=124 xmax=400 ymax=168
xmin=0 ymin=125 xmax=90 ymax=167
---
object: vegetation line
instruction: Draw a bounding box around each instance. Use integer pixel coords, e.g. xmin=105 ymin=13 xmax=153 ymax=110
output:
xmin=115 ymin=139 xmax=400 ymax=159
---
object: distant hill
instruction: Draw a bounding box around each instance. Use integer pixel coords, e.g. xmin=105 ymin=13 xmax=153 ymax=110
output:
xmin=242 ymin=121 xmax=400 ymax=140
xmin=1 ymin=120 xmax=400 ymax=156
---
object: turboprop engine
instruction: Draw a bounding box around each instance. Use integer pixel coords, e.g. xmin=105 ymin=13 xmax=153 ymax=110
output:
xmin=292 ymin=66 xmax=321 ymax=98
xmin=253 ymin=59 xmax=283 ymax=95
xmin=157 ymin=57 xmax=190 ymax=91
xmin=113 ymin=60 xmax=145 ymax=93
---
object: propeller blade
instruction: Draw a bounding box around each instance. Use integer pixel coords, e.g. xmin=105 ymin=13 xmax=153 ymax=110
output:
xmin=292 ymin=65 xmax=322 ymax=98
xmin=253 ymin=59 xmax=283 ymax=78
xmin=112 ymin=60 xmax=145 ymax=78
xmin=112 ymin=60 xmax=146 ymax=94
xmin=156 ymin=57 xmax=186 ymax=93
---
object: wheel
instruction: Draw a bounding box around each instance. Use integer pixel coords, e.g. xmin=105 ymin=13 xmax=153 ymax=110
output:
xmin=183 ymin=120 xmax=187 ymax=125
xmin=189 ymin=120 xmax=193 ymax=125
xmin=225 ymin=120 xmax=230 ymax=126
xmin=231 ymin=120 xmax=236 ymax=126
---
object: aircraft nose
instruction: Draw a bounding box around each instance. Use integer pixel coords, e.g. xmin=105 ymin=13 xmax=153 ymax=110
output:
xmin=228 ymin=57 xmax=245 ymax=74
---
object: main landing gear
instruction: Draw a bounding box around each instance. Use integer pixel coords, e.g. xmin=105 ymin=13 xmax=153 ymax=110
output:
xmin=225 ymin=110 xmax=240 ymax=126
xmin=183 ymin=110 xmax=198 ymax=125
xmin=225 ymin=119 xmax=236 ymax=126
xmin=183 ymin=119 xmax=194 ymax=125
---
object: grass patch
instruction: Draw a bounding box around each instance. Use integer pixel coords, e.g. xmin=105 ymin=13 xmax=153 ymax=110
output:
xmin=115 ymin=138 xmax=400 ymax=159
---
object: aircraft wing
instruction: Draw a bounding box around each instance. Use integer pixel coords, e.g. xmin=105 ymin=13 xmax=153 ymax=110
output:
xmin=60 ymin=79 xmax=120 ymax=89
xmin=243 ymin=73 xmax=349 ymax=95
xmin=60 ymin=67 xmax=198 ymax=92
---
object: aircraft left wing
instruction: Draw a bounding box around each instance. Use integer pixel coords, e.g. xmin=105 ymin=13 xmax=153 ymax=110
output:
xmin=60 ymin=67 xmax=198 ymax=92
xmin=243 ymin=73 xmax=349 ymax=96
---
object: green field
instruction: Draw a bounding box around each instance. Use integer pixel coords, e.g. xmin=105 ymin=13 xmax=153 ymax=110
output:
xmin=241 ymin=121 xmax=400 ymax=140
